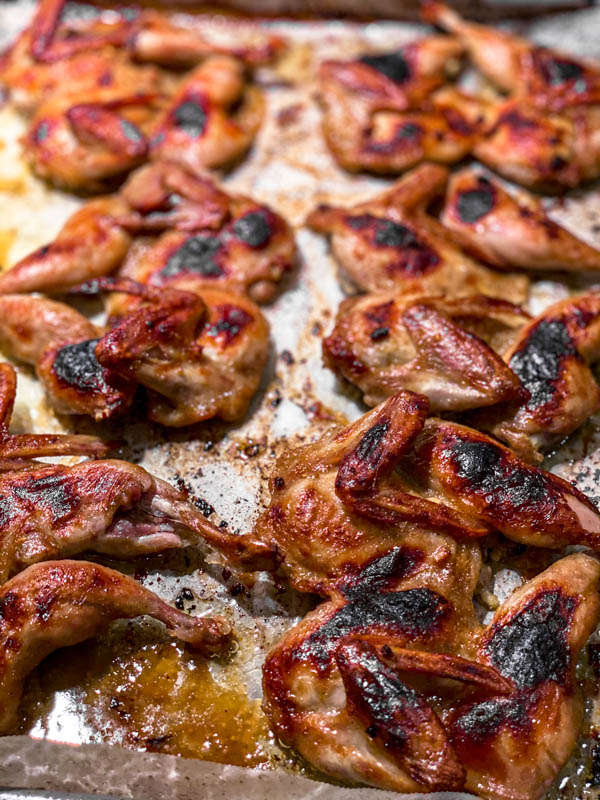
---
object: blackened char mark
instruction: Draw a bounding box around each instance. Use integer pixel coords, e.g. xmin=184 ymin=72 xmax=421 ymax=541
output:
xmin=533 ymin=50 xmax=584 ymax=86
xmin=205 ymin=305 xmax=252 ymax=345
xmin=451 ymin=440 xmax=548 ymax=508
xmin=161 ymin=235 xmax=224 ymax=279
xmin=13 ymin=471 xmax=78 ymax=523
xmin=233 ymin=210 xmax=273 ymax=248
xmin=299 ymin=585 xmax=448 ymax=666
xmin=173 ymin=99 xmax=207 ymax=139
xmin=340 ymin=547 xmax=424 ymax=596
xmin=344 ymin=214 xmax=440 ymax=276
xmin=456 ymin=178 xmax=494 ymax=224
xmin=485 ymin=589 xmax=577 ymax=690
xmin=509 ymin=319 xmax=579 ymax=409
xmin=52 ymin=339 xmax=106 ymax=393
xmin=452 ymin=694 xmax=531 ymax=745
xmin=359 ymin=51 xmax=411 ymax=85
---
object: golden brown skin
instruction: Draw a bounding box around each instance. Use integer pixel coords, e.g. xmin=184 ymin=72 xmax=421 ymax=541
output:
xmin=318 ymin=38 xmax=479 ymax=174
xmin=0 ymin=559 xmax=233 ymax=733
xmin=0 ymin=456 xmax=273 ymax=583
xmin=423 ymin=1 xmax=600 ymax=113
xmin=255 ymin=391 xmax=600 ymax=595
xmin=442 ymin=168 xmax=600 ymax=272
xmin=0 ymin=196 xmax=132 ymax=296
xmin=323 ymin=293 xmax=527 ymax=410
xmin=264 ymin=546 xmax=600 ymax=799
xmin=0 ymin=162 xmax=295 ymax=305
xmin=113 ymin=161 xmax=297 ymax=308
xmin=306 ymin=164 xmax=528 ymax=302
xmin=0 ymin=294 xmax=136 ymax=422
xmin=149 ymin=55 xmax=265 ymax=174
xmin=449 ymin=552 xmax=600 ymax=800
xmin=0 ymin=361 xmax=111 ymax=468
xmin=472 ymin=291 xmax=600 ymax=463
xmin=78 ymin=278 xmax=270 ymax=427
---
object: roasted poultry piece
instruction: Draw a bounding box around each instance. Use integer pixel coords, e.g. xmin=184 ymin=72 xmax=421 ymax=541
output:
xmin=323 ymin=293 xmax=528 ymax=409
xmin=0 ymin=455 xmax=274 ymax=583
xmin=0 ymin=361 xmax=112 ymax=468
xmin=424 ymin=3 xmax=600 ymax=192
xmin=2 ymin=0 xmax=280 ymax=191
xmin=0 ymin=161 xmax=296 ymax=305
xmin=306 ymin=164 xmax=528 ymax=301
xmin=75 ymin=278 xmax=270 ymax=426
xmin=148 ymin=55 xmax=265 ymax=175
xmin=255 ymin=391 xmax=600 ymax=594
xmin=423 ymin=0 xmax=600 ymax=113
xmin=441 ymin=168 xmax=600 ymax=272
xmin=263 ymin=544 xmax=600 ymax=799
xmin=317 ymin=35 xmax=481 ymax=174
xmin=0 ymin=293 xmax=136 ymax=421
xmin=0 ymin=560 xmax=234 ymax=734
xmin=472 ymin=291 xmax=600 ymax=462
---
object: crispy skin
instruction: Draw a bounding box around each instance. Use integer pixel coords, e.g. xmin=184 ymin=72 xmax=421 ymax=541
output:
xmin=0 ymin=294 xmax=135 ymax=421
xmin=317 ymin=37 xmax=478 ymax=174
xmin=442 ymin=168 xmax=600 ymax=271
xmin=0 ymin=559 xmax=233 ymax=733
xmin=264 ymin=535 xmax=600 ymax=799
xmin=0 ymin=162 xmax=295 ymax=305
xmin=0 ymin=456 xmax=273 ymax=582
xmin=424 ymin=1 xmax=600 ymax=113
xmin=256 ymin=392 xmax=600 ymax=594
xmin=77 ymin=278 xmax=270 ymax=426
xmin=323 ymin=293 xmax=527 ymax=410
xmin=149 ymin=55 xmax=264 ymax=174
xmin=472 ymin=292 xmax=600 ymax=462
xmin=306 ymin=164 xmax=528 ymax=302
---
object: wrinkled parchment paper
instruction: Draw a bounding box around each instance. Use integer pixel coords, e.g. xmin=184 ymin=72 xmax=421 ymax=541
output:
xmin=1 ymin=4 xmax=600 ymax=798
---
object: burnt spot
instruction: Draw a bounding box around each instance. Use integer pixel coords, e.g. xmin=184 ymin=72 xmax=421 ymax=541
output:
xmin=355 ymin=420 xmax=390 ymax=467
xmin=33 ymin=120 xmax=50 ymax=144
xmin=452 ymin=694 xmax=531 ymax=744
xmin=339 ymin=547 xmax=424 ymax=595
xmin=509 ymin=319 xmax=579 ymax=409
xmin=337 ymin=641 xmax=424 ymax=743
xmin=359 ymin=51 xmax=411 ymax=85
xmin=0 ymin=497 xmax=16 ymax=528
xmin=14 ymin=472 xmax=78 ymax=523
xmin=233 ymin=210 xmax=273 ymax=248
xmin=161 ymin=235 xmax=224 ymax=279
xmin=456 ymin=178 xmax=495 ymax=224
xmin=300 ymin=584 xmax=447 ymax=666
xmin=485 ymin=589 xmax=576 ymax=689
xmin=52 ymin=339 xmax=107 ymax=394
xmin=172 ymin=99 xmax=207 ymax=139
xmin=370 ymin=326 xmax=389 ymax=341
xmin=451 ymin=439 xmax=549 ymax=508
xmin=34 ymin=586 xmax=58 ymax=623
xmin=344 ymin=214 xmax=439 ymax=276
xmin=534 ymin=50 xmax=584 ymax=86
xmin=205 ymin=305 xmax=253 ymax=345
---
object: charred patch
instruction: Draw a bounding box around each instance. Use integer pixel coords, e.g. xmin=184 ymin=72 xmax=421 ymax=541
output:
xmin=456 ymin=178 xmax=495 ymax=224
xmin=52 ymin=339 xmax=106 ymax=394
xmin=161 ymin=235 xmax=224 ymax=279
xmin=485 ymin=589 xmax=576 ymax=689
xmin=359 ymin=51 xmax=411 ymax=84
xmin=344 ymin=214 xmax=439 ymax=276
xmin=300 ymin=584 xmax=447 ymax=666
xmin=14 ymin=472 xmax=78 ymax=523
xmin=172 ymin=98 xmax=208 ymax=138
xmin=355 ymin=420 xmax=390 ymax=467
xmin=120 ymin=119 xmax=143 ymax=144
xmin=339 ymin=547 xmax=424 ymax=595
xmin=509 ymin=319 xmax=579 ymax=409
xmin=370 ymin=326 xmax=389 ymax=341
xmin=452 ymin=694 xmax=531 ymax=744
xmin=233 ymin=210 xmax=273 ymax=248
xmin=534 ymin=50 xmax=584 ymax=86
xmin=451 ymin=439 xmax=549 ymax=509
xmin=205 ymin=305 xmax=253 ymax=345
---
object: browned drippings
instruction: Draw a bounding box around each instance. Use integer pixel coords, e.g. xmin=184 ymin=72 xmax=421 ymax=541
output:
xmin=20 ymin=632 xmax=272 ymax=768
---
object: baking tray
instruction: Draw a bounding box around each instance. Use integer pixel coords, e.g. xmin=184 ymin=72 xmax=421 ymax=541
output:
xmin=0 ymin=3 xmax=600 ymax=799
